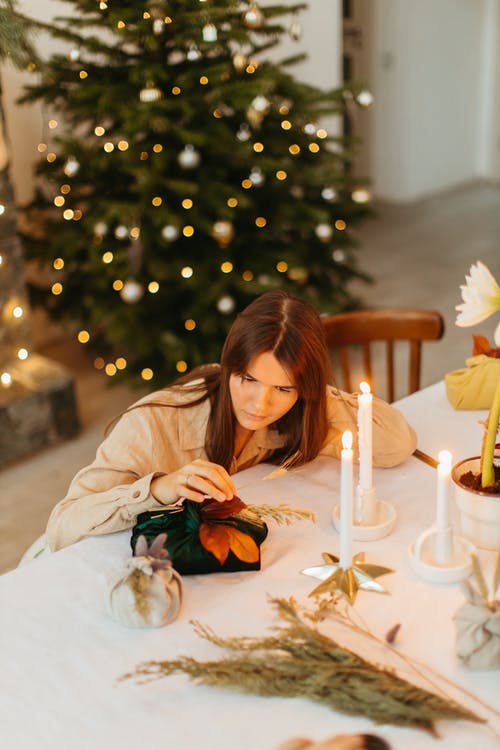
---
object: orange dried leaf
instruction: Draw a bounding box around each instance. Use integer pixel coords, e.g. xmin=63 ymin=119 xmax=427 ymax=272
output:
xmin=201 ymin=496 xmax=247 ymax=520
xmin=227 ymin=526 xmax=260 ymax=563
xmin=199 ymin=523 xmax=231 ymax=564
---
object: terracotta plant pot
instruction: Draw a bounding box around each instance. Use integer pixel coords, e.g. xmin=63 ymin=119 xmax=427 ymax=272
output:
xmin=452 ymin=457 xmax=500 ymax=550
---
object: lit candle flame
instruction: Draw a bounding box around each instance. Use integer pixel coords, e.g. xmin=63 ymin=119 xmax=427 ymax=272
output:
xmin=342 ymin=430 xmax=353 ymax=450
xmin=438 ymin=449 xmax=452 ymax=475
xmin=360 ymin=381 xmax=371 ymax=395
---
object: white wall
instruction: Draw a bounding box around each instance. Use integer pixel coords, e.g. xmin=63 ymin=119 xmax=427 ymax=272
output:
xmin=371 ymin=0 xmax=495 ymax=202
xmin=1 ymin=0 xmax=341 ymax=205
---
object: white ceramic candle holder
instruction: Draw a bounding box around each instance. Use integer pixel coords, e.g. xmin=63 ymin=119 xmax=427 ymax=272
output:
xmin=333 ymin=486 xmax=397 ymax=542
xmin=408 ymin=526 xmax=476 ymax=584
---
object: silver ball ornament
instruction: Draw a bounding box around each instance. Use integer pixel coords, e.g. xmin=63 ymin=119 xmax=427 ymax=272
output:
xmin=120 ymin=279 xmax=144 ymax=304
xmin=315 ymin=223 xmax=333 ymax=242
xmin=161 ymin=225 xmax=180 ymax=242
xmin=178 ymin=144 xmax=201 ymax=169
xmin=217 ymin=295 xmax=235 ymax=314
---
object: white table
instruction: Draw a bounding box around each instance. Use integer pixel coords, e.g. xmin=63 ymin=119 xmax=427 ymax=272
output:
xmin=1 ymin=382 xmax=499 ymax=750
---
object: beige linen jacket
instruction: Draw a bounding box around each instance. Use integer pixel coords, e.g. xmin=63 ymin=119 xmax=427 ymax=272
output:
xmin=46 ymin=385 xmax=416 ymax=551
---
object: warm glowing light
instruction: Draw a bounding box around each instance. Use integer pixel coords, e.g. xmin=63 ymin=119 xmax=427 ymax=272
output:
xmin=438 ymin=449 xmax=453 ymax=475
xmin=117 ymin=20 xmax=125 ymax=29
xmin=184 ymin=319 xmax=196 ymax=331
xmin=77 ymin=330 xmax=90 ymax=343
xmin=73 ymin=209 xmax=82 ymax=221
xmin=221 ymin=261 xmax=233 ymax=273
xmin=37 ymin=143 xmax=47 ymax=152
xmin=141 ymin=368 xmax=154 ymax=380
xmin=289 ymin=144 xmax=300 ymax=155
xmin=60 ymin=184 xmax=71 ymax=194
xmin=113 ymin=279 xmax=124 ymax=291
xmin=276 ymin=261 xmax=288 ymax=273
xmin=12 ymin=306 xmax=24 ymax=318
xmin=47 ymin=152 xmax=56 ymax=163
xmin=48 ymin=119 xmax=58 ymax=129
xmin=213 ymin=108 xmax=223 ymax=119
xmin=317 ymin=128 xmax=328 ymax=138
xmin=130 ymin=226 xmax=140 ymax=239
xmin=0 ymin=204 xmax=4 ymax=215
xmin=309 ymin=143 xmax=320 ymax=153
xmin=241 ymin=179 xmax=252 ymax=189
xmin=281 ymin=120 xmax=291 ymax=130
xmin=335 ymin=219 xmax=346 ymax=231
xmin=102 ymin=251 xmax=114 ymax=263
xmin=342 ymin=429 xmax=353 ymax=450
xmin=181 ymin=266 xmax=193 ymax=278
xmin=118 ymin=140 xmax=129 ymax=151
xmin=1 ymin=372 xmax=12 ymax=387
xmin=152 ymin=196 xmax=163 ymax=206
xmin=172 ymin=86 xmax=181 ymax=95
xmin=182 ymin=198 xmax=193 ymax=209
xmin=148 ymin=281 xmax=159 ymax=293
xmin=63 ymin=209 xmax=74 ymax=220
xmin=79 ymin=70 xmax=88 ymax=79
xmin=54 ymin=196 xmax=65 ymax=207
xmin=246 ymin=63 xmax=256 ymax=74
xmin=352 ymin=188 xmax=371 ymax=204
xmin=176 ymin=360 xmax=188 ymax=373
xmin=153 ymin=144 xmax=163 ymax=153
xmin=51 ymin=283 xmax=63 ymax=295
xmin=253 ymin=142 xmax=264 ymax=152
xmin=199 ymin=76 xmax=209 ymax=85
xmin=182 ymin=225 xmax=194 ymax=237
xmin=143 ymin=11 xmax=150 ymax=18
xmin=227 ymin=197 xmax=238 ymax=207
xmin=0 ymin=255 xmax=3 ymax=265
xmin=104 ymin=142 xmax=115 ymax=153
xmin=94 ymin=126 xmax=105 ymax=136
xmin=276 ymin=170 xmax=287 ymax=180
xmin=360 ymin=381 xmax=371 ymax=395
xmin=279 ymin=105 xmax=289 ymax=115
xmin=242 ymin=270 xmax=253 ymax=281
xmin=53 ymin=258 xmax=64 ymax=270
xmin=105 ymin=363 xmax=117 ymax=376
xmin=94 ymin=357 xmax=105 ymax=370
xmin=17 ymin=348 xmax=29 ymax=360
xmin=140 ymin=151 xmax=148 ymax=160
xmin=115 ymin=357 xmax=127 ymax=370
xmin=255 ymin=216 xmax=267 ymax=227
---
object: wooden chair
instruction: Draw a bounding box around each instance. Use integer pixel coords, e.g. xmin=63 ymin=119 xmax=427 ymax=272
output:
xmin=321 ymin=308 xmax=445 ymax=402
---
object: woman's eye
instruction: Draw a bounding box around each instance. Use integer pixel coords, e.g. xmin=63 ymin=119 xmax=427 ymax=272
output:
xmin=276 ymin=386 xmax=292 ymax=393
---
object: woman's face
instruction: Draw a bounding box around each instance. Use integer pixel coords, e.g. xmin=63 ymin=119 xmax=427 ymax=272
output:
xmin=229 ymin=351 xmax=299 ymax=432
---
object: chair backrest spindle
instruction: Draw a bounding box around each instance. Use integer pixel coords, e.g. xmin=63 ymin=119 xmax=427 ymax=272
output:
xmin=322 ymin=308 xmax=444 ymax=401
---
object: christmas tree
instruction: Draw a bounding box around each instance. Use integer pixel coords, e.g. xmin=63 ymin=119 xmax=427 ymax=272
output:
xmin=21 ymin=0 xmax=371 ymax=387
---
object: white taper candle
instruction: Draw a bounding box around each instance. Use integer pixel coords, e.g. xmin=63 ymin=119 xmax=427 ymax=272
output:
xmin=340 ymin=430 xmax=353 ymax=569
xmin=357 ymin=381 xmax=373 ymax=492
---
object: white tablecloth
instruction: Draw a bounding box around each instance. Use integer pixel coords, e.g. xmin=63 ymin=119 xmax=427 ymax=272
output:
xmin=1 ymin=382 xmax=499 ymax=750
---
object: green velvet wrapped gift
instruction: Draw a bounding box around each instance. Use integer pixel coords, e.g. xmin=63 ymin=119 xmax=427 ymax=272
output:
xmin=131 ymin=497 xmax=268 ymax=575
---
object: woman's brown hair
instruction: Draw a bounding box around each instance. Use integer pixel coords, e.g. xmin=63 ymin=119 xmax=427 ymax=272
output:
xmin=110 ymin=290 xmax=333 ymax=471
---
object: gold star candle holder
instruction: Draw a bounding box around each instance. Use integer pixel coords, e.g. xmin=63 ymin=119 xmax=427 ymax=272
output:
xmin=302 ymin=552 xmax=394 ymax=604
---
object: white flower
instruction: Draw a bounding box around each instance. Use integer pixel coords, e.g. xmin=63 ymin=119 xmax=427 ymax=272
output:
xmin=455 ymin=261 xmax=500 ymax=345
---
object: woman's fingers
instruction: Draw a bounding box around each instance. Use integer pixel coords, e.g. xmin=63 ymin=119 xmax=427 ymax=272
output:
xmin=185 ymin=459 xmax=236 ymax=502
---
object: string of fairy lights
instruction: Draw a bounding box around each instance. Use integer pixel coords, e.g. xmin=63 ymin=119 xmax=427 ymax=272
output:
xmin=1 ymin=0 xmax=373 ymax=388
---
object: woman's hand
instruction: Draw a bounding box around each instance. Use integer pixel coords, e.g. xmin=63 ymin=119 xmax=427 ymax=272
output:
xmin=150 ymin=458 xmax=236 ymax=505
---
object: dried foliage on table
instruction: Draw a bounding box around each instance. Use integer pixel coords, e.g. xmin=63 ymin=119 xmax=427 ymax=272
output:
xmin=121 ymin=597 xmax=483 ymax=734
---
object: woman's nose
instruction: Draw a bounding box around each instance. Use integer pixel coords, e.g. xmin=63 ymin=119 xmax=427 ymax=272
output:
xmin=252 ymin=385 xmax=272 ymax=411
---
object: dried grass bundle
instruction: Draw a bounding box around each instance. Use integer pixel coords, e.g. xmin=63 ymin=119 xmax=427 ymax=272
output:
xmin=121 ymin=597 xmax=482 ymax=734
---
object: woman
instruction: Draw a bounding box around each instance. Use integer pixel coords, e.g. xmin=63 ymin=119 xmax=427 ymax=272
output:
xmin=46 ymin=291 xmax=416 ymax=551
